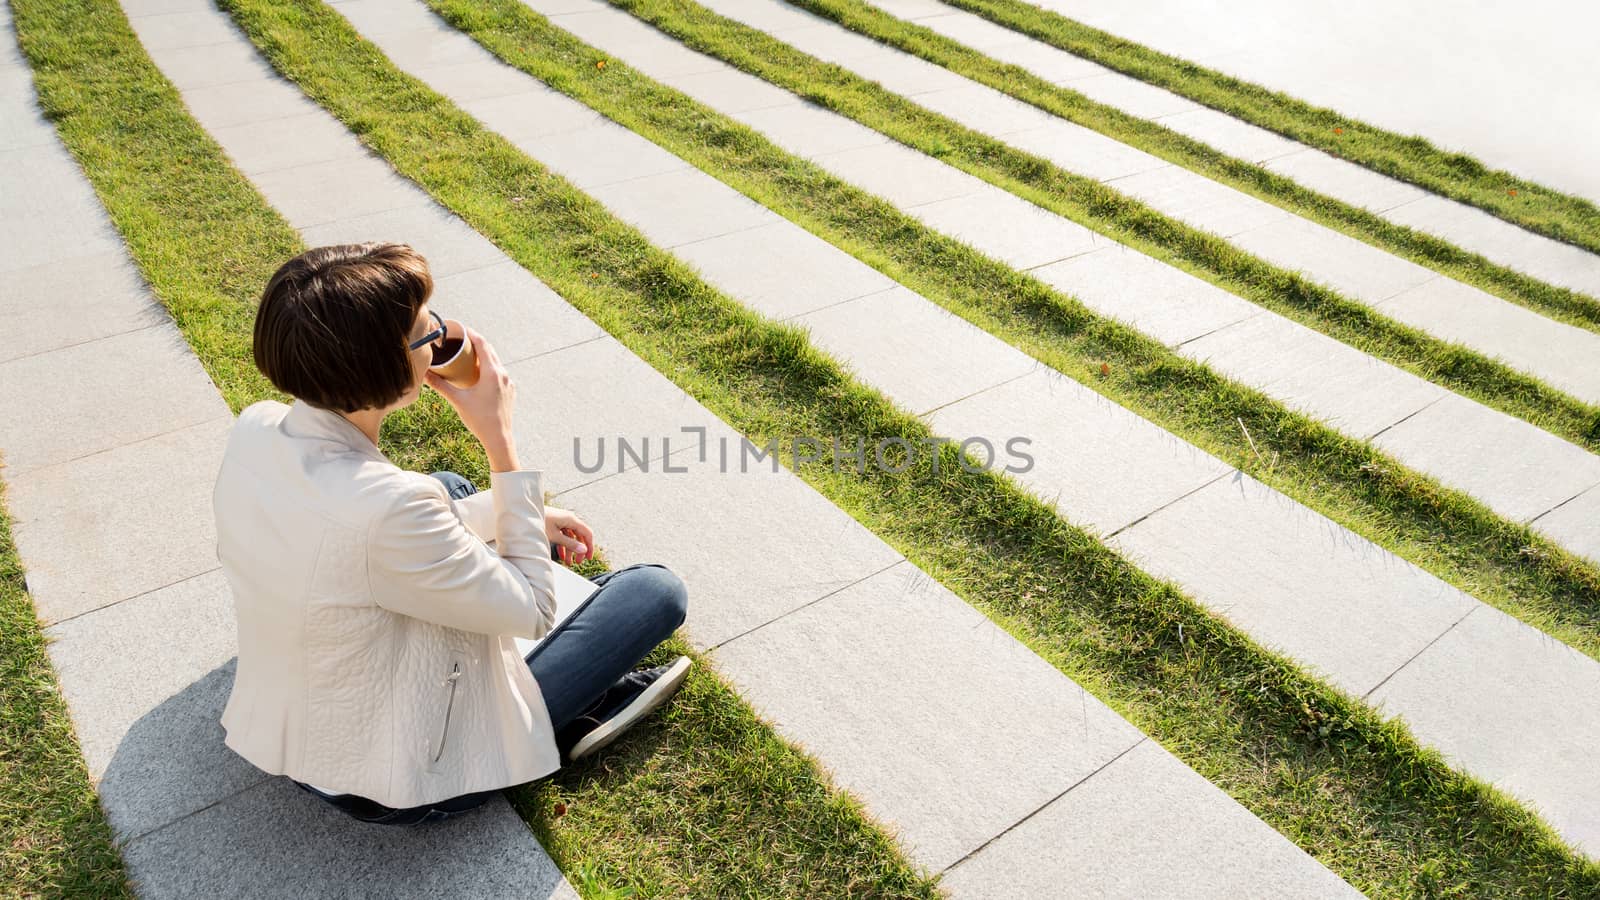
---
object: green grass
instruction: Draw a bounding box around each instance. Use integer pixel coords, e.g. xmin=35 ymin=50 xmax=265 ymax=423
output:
xmin=414 ymin=0 xmax=1600 ymax=674
xmin=938 ymin=0 xmax=1600 ymax=261
xmin=0 ymin=475 xmax=134 ymax=900
xmin=8 ymin=0 xmax=939 ymax=896
xmin=780 ymin=0 xmax=1600 ymax=330
xmin=606 ymin=0 xmax=1600 ymax=456
xmin=219 ymin=0 xmax=1600 ymax=892
xmin=510 ymin=636 xmax=935 ymax=897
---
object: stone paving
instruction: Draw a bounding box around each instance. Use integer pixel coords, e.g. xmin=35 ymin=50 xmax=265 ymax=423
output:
xmin=0 ymin=0 xmax=1368 ymax=895
xmin=8 ymin=0 xmax=1600 ymax=892
xmin=869 ymin=0 xmax=1600 ymax=301
xmin=340 ymin=0 xmax=1600 ymax=858
xmin=666 ymin=0 xmax=1600 ymax=571
xmin=701 ymin=0 xmax=1600 ymax=408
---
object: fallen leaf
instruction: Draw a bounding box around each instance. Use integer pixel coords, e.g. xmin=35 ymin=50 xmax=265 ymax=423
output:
xmin=1508 ymin=189 xmax=1519 ymax=196
xmin=1333 ymin=127 xmax=1344 ymax=134
xmin=553 ymin=801 xmax=568 ymax=818
xmin=596 ymin=59 xmax=607 ymax=70
xmin=1099 ymin=362 xmax=1111 ymax=377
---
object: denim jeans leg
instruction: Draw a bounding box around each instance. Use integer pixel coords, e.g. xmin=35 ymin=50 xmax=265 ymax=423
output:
xmin=525 ymin=562 xmax=688 ymax=730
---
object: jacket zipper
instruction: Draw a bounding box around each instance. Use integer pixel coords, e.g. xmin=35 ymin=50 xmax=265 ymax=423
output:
xmin=432 ymin=661 xmax=462 ymax=764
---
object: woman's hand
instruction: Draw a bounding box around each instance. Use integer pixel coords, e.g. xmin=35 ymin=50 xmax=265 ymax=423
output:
xmin=544 ymin=506 xmax=594 ymax=565
xmin=425 ymin=327 xmax=520 ymax=472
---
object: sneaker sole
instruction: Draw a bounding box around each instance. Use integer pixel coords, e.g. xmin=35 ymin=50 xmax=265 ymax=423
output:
xmin=567 ymin=656 xmax=692 ymax=762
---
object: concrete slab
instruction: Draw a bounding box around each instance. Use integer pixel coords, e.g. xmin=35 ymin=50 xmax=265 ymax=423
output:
xmin=0 ymin=145 xmax=128 ymax=272
xmin=1377 ymin=272 xmax=1600 ymax=406
xmin=913 ymin=84 xmax=1058 ymax=136
xmin=700 ymin=0 xmax=819 ymax=34
xmin=433 ymin=260 xmax=606 ymax=363
xmin=908 ymin=11 xmax=1030 ymax=50
xmin=731 ymin=101 xmax=889 ymax=158
xmin=138 ymin=38 xmax=276 ymax=90
xmin=751 ymin=22 xmax=887 ymax=65
xmin=504 ymin=335 xmax=728 ymax=491
xmin=119 ymin=777 xmax=576 ymax=899
xmin=830 ymin=45 xmax=974 ymax=97
xmin=869 ymin=0 xmax=956 ymax=18
xmin=1226 ymin=216 xmax=1436 ymax=304
xmin=462 ymin=89 xmax=606 ymax=144
xmin=8 ymin=416 xmax=231 ymax=625
xmin=357 ymin=27 xmax=492 ymax=70
xmin=0 ymin=252 xmax=170 ymax=364
xmin=1031 ymin=244 xmax=1263 ymax=347
xmin=248 ymin=157 xmax=430 ymax=230
xmin=0 ymin=71 xmax=54 ymax=153
xmin=1371 ymin=392 xmax=1600 ymax=523
xmin=924 ymin=367 xmax=1230 ymax=534
xmin=0 ymin=323 xmax=230 ymax=476
xmin=671 ymin=220 xmax=897 ymax=321
xmin=122 ymin=9 xmax=242 ymax=50
xmin=544 ymin=8 xmax=731 ymax=77
xmin=299 ymin=202 xmax=508 ymax=278
xmin=1156 ymin=107 xmax=1304 ymax=163
xmin=1178 ymin=311 xmax=1446 ymax=439
xmin=1262 ymin=148 xmax=1427 ymax=214
xmin=120 ymin=0 xmax=213 ymax=18
xmin=586 ymin=167 xmax=777 ymax=248
xmin=1531 ymin=485 xmax=1600 ymax=567
xmin=712 ymin=559 xmax=1148 ymax=872
xmin=1368 ymin=605 xmax=1600 ymax=858
xmin=976 ymin=37 xmax=1108 ymax=84
xmin=521 ymin=123 xmax=693 ymax=190
xmin=941 ymin=739 xmax=1361 ymax=899
xmin=1108 ymin=471 xmax=1475 ymax=697
xmin=1107 ymin=163 xmax=1293 ymax=237
xmin=1012 ymin=0 xmax=1600 ymax=208
xmin=1065 ymin=71 xmax=1202 ymax=120
xmin=794 ymin=285 xmax=1044 ymax=415
xmin=906 ymin=189 xmax=1103 ymax=270
xmin=44 ymin=571 xmax=266 ymax=841
xmin=209 ymin=110 xmax=373 ymax=176
xmin=1383 ymin=195 xmax=1600 ymax=299
xmin=1001 ymin=119 xmax=1169 ymax=183
xmin=171 ymin=77 xmax=320 ymax=129
xmin=655 ymin=65 xmax=802 ymax=114
xmin=413 ymin=58 xmax=541 ymax=103
xmin=812 ymin=141 xmax=985 ymax=209
xmin=328 ymin=0 xmax=456 ymax=37
xmin=553 ymin=440 xmax=907 ymax=649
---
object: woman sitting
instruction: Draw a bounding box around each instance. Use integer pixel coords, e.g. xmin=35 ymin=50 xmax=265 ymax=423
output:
xmin=211 ymin=242 xmax=691 ymax=826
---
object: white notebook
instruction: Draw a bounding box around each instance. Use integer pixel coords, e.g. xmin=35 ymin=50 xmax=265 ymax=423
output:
xmin=514 ymin=561 xmax=600 ymax=658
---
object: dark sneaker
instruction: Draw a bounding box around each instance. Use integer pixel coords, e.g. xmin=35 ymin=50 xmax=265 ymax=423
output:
xmin=557 ymin=656 xmax=692 ymax=762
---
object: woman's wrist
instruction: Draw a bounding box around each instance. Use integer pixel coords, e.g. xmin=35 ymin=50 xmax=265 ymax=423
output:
xmin=483 ymin=436 xmax=521 ymax=473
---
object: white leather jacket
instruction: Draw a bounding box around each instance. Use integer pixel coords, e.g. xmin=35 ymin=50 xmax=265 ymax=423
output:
xmin=212 ymin=398 xmax=564 ymax=808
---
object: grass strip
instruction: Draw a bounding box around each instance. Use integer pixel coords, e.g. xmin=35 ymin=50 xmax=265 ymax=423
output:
xmin=223 ymin=0 xmax=1600 ymax=892
xmin=941 ymin=0 xmax=1600 ymax=261
xmin=10 ymin=1 xmax=938 ymax=895
xmin=780 ymin=0 xmax=1600 ymax=331
xmin=0 ymin=476 xmax=134 ymax=899
xmin=417 ymin=0 xmax=1600 ymax=669
xmin=607 ymin=0 xmax=1600 ymax=455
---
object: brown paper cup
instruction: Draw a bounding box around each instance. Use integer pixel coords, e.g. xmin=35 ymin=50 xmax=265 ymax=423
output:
xmin=429 ymin=318 xmax=480 ymax=389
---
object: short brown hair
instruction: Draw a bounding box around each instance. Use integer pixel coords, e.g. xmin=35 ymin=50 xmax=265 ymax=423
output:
xmin=254 ymin=243 xmax=433 ymax=413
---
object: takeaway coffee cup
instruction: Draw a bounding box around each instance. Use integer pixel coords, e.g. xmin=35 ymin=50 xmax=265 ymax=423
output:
xmin=428 ymin=318 xmax=480 ymax=389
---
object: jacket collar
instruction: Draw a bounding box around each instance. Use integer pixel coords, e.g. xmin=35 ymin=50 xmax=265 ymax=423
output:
xmin=283 ymin=398 xmax=391 ymax=463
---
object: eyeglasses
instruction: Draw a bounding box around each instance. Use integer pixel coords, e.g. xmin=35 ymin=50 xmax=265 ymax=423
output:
xmin=408 ymin=310 xmax=447 ymax=361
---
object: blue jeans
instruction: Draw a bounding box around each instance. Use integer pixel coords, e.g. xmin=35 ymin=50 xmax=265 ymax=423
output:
xmin=293 ymin=470 xmax=688 ymax=825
